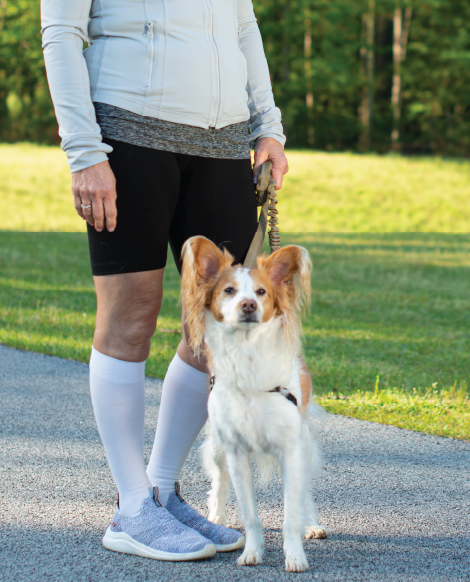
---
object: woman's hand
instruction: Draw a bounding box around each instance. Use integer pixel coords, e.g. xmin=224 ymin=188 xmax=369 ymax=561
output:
xmin=253 ymin=137 xmax=289 ymax=190
xmin=71 ymin=161 xmax=117 ymax=232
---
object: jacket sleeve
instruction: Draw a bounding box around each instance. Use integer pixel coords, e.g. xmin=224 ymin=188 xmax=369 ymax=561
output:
xmin=41 ymin=0 xmax=112 ymax=173
xmin=237 ymin=0 xmax=286 ymax=147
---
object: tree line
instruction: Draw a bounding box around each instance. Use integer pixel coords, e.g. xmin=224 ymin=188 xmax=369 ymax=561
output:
xmin=0 ymin=0 xmax=468 ymax=155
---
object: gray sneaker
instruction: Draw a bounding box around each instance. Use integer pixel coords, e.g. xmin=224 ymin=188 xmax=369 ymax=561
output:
xmin=165 ymin=482 xmax=245 ymax=552
xmin=103 ymin=490 xmax=216 ymax=561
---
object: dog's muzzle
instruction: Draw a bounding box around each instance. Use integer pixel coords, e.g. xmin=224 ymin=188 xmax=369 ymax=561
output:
xmin=239 ymin=299 xmax=258 ymax=323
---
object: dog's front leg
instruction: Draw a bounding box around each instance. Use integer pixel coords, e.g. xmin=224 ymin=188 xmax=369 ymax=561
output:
xmin=226 ymin=451 xmax=263 ymax=566
xmin=281 ymin=446 xmax=309 ymax=572
xmin=203 ymin=435 xmax=230 ymax=525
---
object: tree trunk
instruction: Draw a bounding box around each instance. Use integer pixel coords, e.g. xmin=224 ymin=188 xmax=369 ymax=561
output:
xmin=359 ymin=0 xmax=375 ymax=152
xmin=0 ymin=0 xmax=7 ymax=34
xmin=304 ymin=15 xmax=314 ymax=146
xmin=391 ymin=5 xmax=412 ymax=150
xmin=282 ymin=0 xmax=290 ymax=141
xmin=282 ymin=0 xmax=290 ymax=83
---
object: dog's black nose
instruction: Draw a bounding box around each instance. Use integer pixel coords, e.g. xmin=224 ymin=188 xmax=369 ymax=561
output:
xmin=240 ymin=299 xmax=257 ymax=313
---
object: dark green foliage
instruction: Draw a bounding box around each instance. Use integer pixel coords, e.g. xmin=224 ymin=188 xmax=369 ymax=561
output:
xmin=0 ymin=0 xmax=58 ymax=144
xmin=400 ymin=0 xmax=470 ymax=155
xmin=0 ymin=0 xmax=468 ymax=153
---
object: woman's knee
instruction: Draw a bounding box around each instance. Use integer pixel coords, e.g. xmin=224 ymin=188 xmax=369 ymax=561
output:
xmin=93 ymin=269 xmax=164 ymax=361
xmin=124 ymin=305 xmax=160 ymax=345
xmin=95 ymin=302 xmax=160 ymax=361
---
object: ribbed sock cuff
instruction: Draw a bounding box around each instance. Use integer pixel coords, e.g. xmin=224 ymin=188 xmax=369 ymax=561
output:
xmin=90 ymin=346 xmax=146 ymax=384
xmin=167 ymin=354 xmax=209 ymax=394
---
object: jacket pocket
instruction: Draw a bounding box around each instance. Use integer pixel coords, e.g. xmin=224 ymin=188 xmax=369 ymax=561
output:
xmin=145 ymin=22 xmax=156 ymax=88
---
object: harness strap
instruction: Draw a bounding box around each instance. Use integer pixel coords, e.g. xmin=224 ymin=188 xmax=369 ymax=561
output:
xmin=268 ymin=386 xmax=298 ymax=407
xmin=209 ymin=376 xmax=297 ymax=407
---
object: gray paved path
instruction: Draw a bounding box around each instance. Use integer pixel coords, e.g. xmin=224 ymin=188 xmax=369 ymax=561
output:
xmin=1 ymin=345 xmax=469 ymax=581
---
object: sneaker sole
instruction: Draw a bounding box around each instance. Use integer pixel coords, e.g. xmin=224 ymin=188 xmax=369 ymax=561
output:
xmin=103 ymin=528 xmax=216 ymax=561
xmin=214 ymin=535 xmax=245 ymax=552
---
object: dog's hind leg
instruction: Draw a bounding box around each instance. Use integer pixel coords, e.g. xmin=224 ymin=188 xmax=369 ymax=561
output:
xmin=304 ymin=498 xmax=328 ymax=539
xmin=225 ymin=451 xmax=263 ymax=566
xmin=202 ymin=433 xmax=230 ymax=525
xmin=301 ymin=425 xmax=329 ymax=539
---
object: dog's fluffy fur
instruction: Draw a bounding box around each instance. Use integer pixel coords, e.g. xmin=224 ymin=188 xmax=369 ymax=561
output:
xmin=181 ymin=236 xmax=327 ymax=572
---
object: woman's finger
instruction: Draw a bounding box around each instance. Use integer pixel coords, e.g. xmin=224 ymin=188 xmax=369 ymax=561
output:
xmin=103 ymin=193 xmax=118 ymax=233
xmin=81 ymin=201 xmax=95 ymax=227
xmin=72 ymin=187 xmax=86 ymax=220
xmin=271 ymin=165 xmax=284 ymax=190
xmin=91 ymin=195 xmax=106 ymax=232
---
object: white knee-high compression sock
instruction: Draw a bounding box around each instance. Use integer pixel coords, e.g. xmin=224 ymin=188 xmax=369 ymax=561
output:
xmin=146 ymin=354 xmax=209 ymax=506
xmin=90 ymin=346 xmax=152 ymax=517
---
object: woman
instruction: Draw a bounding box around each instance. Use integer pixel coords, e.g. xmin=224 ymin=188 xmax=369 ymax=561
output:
xmin=41 ymin=0 xmax=288 ymax=561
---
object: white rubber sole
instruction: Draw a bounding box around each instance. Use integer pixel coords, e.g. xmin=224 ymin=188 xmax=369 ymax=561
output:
xmin=214 ymin=535 xmax=245 ymax=553
xmin=102 ymin=528 xmax=216 ymax=561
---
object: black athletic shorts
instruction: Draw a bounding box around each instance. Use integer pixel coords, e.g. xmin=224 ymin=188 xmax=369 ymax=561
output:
xmin=87 ymin=139 xmax=258 ymax=275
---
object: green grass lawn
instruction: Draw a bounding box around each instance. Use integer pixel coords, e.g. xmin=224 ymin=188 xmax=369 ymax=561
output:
xmin=2 ymin=143 xmax=470 ymax=232
xmin=1 ymin=144 xmax=469 ymax=439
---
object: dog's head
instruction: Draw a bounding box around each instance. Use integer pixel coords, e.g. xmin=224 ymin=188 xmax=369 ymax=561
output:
xmin=181 ymin=236 xmax=312 ymax=355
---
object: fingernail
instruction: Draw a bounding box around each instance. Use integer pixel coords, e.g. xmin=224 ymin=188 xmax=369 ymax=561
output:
xmin=108 ymin=227 xmax=115 ymax=233
xmin=96 ymin=228 xmax=103 ymax=232
xmin=253 ymin=176 xmax=258 ymax=184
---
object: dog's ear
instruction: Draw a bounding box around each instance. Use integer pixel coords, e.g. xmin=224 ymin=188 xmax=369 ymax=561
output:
xmin=182 ymin=236 xmax=226 ymax=284
xmin=181 ymin=236 xmax=233 ymax=357
xmin=262 ymin=245 xmax=312 ymax=313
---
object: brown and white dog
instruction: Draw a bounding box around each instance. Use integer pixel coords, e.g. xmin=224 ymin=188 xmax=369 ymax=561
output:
xmin=181 ymin=236 xmax=327 ymax=572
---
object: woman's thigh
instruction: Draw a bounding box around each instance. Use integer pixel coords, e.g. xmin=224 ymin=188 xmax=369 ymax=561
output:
xmin=168 ymin=156 xmax=258 ymax=272
xmin=87 ymin=139 xmax=181 ymax=276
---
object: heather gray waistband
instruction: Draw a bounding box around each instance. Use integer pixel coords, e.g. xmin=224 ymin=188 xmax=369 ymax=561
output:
xmin=94 ymin=102 xmax=251 ymax=160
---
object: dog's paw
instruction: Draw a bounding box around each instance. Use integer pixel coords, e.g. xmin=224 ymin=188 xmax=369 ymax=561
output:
xmin=237 ymin=548 xmax=263 ymax=566
xmin=208 ymin=511 xmax=226 ymax=525
xmin=305 ymin=524 xmax=329 ymax=539
xmin=285 ymin=553 xmax=309 ymax=572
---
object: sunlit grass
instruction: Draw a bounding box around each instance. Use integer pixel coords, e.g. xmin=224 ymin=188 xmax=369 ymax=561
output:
xmin=281 ymin=152 xmax=470 ymax=232
xmin=0 ymin=144 xmax=81 ymax=232
xmin=318 ymin=380 xmax=470 ymax=440
xmin=2 ymin=144 xmax=470 ymax=232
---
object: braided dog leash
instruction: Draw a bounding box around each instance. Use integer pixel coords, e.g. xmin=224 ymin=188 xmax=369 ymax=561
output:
xmin=243 ymin=160 xmax=280 ymax=268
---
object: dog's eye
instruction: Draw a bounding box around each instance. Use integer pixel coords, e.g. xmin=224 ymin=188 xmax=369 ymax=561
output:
xmin=224 ymin=287 xmax=235 ymax=294
xmin=256 ymin=289 xmax=266 ymax=295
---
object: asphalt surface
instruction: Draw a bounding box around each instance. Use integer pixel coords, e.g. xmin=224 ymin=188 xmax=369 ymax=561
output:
xmin=1 ymin=344 xmax=469 ymax=582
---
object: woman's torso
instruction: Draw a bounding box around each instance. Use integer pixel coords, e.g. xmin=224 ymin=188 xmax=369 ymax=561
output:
xmin=85 ymin=0 xmax=251 ymax=130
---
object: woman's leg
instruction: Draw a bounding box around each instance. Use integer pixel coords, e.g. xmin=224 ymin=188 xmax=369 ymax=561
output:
xmin=90 ymin=268 xmax=163 ymax=516
xmin=146 ymin=310 xmax=210 ymax=505
xmin=147 ymin=155 xmax=257 ymax=505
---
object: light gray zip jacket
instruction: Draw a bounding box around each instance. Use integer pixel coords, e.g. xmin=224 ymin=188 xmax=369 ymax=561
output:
xmin=41 ymin=0 xmax=285 ymax=173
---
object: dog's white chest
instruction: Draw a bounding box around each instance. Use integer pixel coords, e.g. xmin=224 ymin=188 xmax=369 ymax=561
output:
xmin=208 ymin=384 xmax=301 ymax=455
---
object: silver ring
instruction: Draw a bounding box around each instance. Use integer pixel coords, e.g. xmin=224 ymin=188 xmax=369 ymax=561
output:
xmin=81 ymin=204 xmax=92 ymax=210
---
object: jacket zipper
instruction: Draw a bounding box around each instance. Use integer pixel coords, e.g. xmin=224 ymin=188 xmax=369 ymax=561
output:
xmin=238 ymin=25 xmax=248 ymax=87
xmin=145 ymin=22 xmax=155 ymax=88
xmin=206 ymin=0 xmax=220 ymax=128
